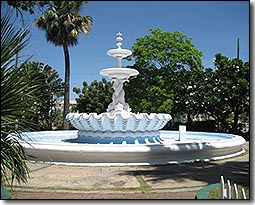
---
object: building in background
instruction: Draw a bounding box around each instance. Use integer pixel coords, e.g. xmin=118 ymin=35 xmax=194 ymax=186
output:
xmin=56 ymin=99 xmax=77 ymax=112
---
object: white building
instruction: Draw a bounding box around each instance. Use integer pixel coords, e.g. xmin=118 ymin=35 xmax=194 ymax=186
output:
xmin=56 ymin=99 xmax=77 ymax=112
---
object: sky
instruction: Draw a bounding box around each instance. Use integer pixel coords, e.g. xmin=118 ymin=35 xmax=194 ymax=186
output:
xmin=1 ymin=1 xmax=250 ymax=100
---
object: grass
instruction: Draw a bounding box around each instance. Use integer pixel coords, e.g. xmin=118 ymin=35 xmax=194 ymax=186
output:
xmin=135 ymin=174 xmax=151 ymax=190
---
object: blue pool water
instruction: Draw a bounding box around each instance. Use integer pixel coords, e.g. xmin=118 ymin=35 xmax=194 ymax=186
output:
xmin=13 ymin=130 xmax=235 ymax=145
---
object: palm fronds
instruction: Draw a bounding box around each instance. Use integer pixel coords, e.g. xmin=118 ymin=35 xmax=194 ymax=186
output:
xmin=1 ymin=11 xmax=41 ymax=187
xmin=1 ymin=11 xmax=30 ymax=70
xmin=1 ymin=134 xmax=29 ymax=186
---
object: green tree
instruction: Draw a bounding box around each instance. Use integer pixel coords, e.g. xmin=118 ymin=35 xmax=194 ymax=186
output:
xmin=125 ymin=28 xmax=203 ymax=118
xmin=170 ymin=69 xmax=205 ymax=129
xmin=34 ymin=1 xmax=92 ymax=129
xmin=203 ymin=53 xmax=249 ymax=134
xmin=130 ymin=28 xmax=203 ymax=71
xmin=21 ymin=62 xmax=64 ymax=130
xmin=73 ymin=78 xmax=113 ymax=114
xmin=1 ymin=12 xmax=42 ymax=186
xmin=126 ymin=67 xmax=173 ymax=114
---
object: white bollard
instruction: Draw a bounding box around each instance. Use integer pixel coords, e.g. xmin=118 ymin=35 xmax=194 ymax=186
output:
xmin=227 ymin=180 xmax=232 ymax=199
xmin=233 ymin=183 xmax=238 ymax=199
xmin=241 ymin=188 xmax=246 ymax=199
xmin=179 ymin=125 xmax=186 ymax=141
xmin=219 ymin=176 xmax=246 ymax=200
xmin=220 ymin=175 xmax=226 ymax=199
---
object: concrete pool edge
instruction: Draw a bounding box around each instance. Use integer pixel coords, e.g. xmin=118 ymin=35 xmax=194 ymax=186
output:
xmin=12 ymin=130 xmax=246 ymax=166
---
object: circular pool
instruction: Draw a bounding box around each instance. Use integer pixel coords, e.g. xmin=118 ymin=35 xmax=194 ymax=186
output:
xmin=10 ymin=130 xmax=246 ymax=166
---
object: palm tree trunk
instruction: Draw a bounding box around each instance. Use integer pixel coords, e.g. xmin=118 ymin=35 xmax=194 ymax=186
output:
xmin=62 ymin=44 xmax=70 ymax=129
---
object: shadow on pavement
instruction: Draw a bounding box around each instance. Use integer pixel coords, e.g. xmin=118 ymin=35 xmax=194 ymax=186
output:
xmin=123 ymin=160 xmax=249 ymax=187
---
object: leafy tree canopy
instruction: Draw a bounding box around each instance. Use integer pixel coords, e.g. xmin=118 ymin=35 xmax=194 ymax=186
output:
xmin=203 ymin=53 xmax=249 ymax=133
xmin=130 ymin=28 xmax=203 ymax=71
xmin=20 ymin=62 xmax=64 ymax=130
xmin=125 ymin=28 xmax=204 ymax=115
xmin=73 ymin=78 xmax=113 ymax=114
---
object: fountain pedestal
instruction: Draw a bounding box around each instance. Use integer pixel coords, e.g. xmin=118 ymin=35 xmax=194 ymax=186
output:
xmin=100 ymin=68 xmax=138 ymax=113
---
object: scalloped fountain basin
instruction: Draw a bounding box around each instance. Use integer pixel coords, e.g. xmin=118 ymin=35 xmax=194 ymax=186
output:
xmin=66 ymin=112 xmax=171 ymax=133
xmin=10 ymin=130 xmax=246 ymax=166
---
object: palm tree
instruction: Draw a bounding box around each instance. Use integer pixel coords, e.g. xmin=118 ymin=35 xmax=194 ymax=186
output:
xmin=1 ymin=11 xmax=42 ymax=187
xmin=34 ymin=1 xmax=92 ymax=129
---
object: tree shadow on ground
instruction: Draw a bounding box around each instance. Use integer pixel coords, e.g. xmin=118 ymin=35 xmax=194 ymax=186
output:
xmin=122 ymin=160 xmax=249 ymax=187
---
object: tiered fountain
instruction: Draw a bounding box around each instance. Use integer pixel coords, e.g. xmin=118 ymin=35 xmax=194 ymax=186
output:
xmin=10 ymin=33 xmax=246 ymax=166
xmin=66 ymin=32 xmax=171 ymax=145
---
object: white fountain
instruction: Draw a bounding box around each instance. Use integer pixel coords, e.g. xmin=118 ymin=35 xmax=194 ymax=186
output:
xmin=66 ymin=32 xmax=171 ymax=143
xmin=10 ymin=33 xmax=246 ymax=166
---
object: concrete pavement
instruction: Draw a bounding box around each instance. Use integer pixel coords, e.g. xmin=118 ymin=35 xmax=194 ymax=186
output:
xmin=8 ymin=142 xmax=250 ymax=199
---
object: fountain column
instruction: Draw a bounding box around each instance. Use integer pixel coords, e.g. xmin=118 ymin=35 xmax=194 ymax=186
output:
xmin=108 ymin=77 xmax=129 ymax=113
xmin=100 ymin=32 xmax=139 ymax=114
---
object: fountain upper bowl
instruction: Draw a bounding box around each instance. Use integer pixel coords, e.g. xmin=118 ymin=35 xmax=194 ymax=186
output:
xmin=107 ymin=48 xmax=132 ymax=58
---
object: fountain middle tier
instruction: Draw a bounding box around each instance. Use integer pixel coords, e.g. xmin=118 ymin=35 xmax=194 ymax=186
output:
xmin=66 ymin=112 xmax=172 ymax=133
xmin=100 ymin=68 xmax=139 ymax=80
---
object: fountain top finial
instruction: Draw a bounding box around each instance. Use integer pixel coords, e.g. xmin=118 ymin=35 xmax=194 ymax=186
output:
xmin=106 ymin=32 xmax=132 ymax=67
xmin=116 ymin=32 xmax=123 ymax=48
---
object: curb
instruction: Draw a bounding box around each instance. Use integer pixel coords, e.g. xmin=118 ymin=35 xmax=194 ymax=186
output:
xmin=196 ymin=183 xmax=220 ymax=199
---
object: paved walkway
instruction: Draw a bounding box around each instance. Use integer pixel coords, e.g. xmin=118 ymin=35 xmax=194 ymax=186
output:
xmin=9 ymin=142 xmax=250 ymax=199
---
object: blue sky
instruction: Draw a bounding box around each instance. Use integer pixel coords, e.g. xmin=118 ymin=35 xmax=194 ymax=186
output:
xmin=2 ymin=1 xmax=250 ymax=99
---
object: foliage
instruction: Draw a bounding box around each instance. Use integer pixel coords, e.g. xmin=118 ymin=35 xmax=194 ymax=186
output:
xmin=126 ymin=68 xmax=173 ymax=114
xmin=125 ymin=28 xmax=203 ymax=116
xmin=203 ymin=54 xmax=249 ymax=133
xmin=170 ymin=69 xmax=205 ymax=128
xmin=34 ymin=1 xmax=93 ymax=129
xmin=73 ymin=78 xmax=113 ymax=114
xmin=6 ymin=1 xmax=48 ymax=15
xmin=34 ymin=1 xmax=92 ymax=46
xmin=129 ymin=28 xmax=203 ymax=71
xmin=20 ymin=62 xmax=64 ymax=130
xmin=1 ymin=11 xmax=40 ymax=186
xmin=125 ymin=28 xmax=249 ymax=135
